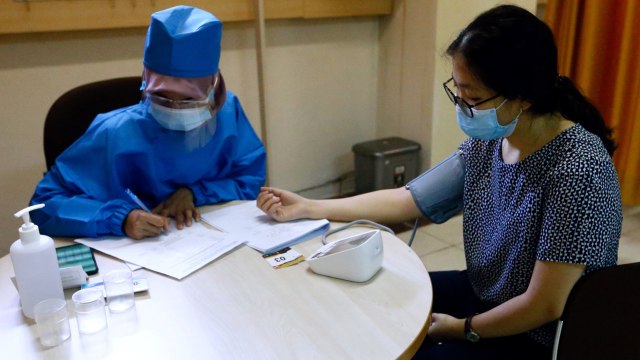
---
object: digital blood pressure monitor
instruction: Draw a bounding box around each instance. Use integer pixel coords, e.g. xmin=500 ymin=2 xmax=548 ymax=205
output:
xmin=307 ymin=229 xmax=383 ymax=282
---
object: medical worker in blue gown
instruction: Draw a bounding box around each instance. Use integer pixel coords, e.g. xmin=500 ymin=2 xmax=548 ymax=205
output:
xmin=30 ymin=6 xmax=266 ymax=240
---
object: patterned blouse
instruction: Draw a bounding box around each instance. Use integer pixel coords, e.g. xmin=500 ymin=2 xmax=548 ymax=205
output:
xmin=459 ymin=123 xmax=622 ymax=346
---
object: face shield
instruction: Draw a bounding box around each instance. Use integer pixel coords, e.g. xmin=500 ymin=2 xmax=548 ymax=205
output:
xmin=142 ymin=71 xmax=226 ymax=151
xmin=145 ymin=91 xmax=215 ymax=131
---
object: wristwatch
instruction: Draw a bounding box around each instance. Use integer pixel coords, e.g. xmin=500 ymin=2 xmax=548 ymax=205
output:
xmin=464 ymin=315 xmax=480 ymax=342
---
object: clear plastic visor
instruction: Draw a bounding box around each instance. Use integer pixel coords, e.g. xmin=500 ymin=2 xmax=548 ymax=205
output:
xmin=142 ymin=93 xmax=217 ymax=151
xmin=143 ymin=92 xmax=212 ymax=110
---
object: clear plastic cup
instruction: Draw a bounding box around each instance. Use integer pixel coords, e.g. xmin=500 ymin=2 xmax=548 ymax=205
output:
xmin=33 ymin=298 xmax=71 ymax=347
xmin=103 ymin=269 xmax=135 ymax=312
xmin=72 ymin=288 xmax=107 ymax=334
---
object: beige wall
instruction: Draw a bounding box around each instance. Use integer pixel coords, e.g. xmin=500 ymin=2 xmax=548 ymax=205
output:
xmin=377 ymin=0 xmax=437 ymax=169
xmin=0 ymin=0 xmax=535 ymax=256
xmin=263 ymin=18 xmax=379 ymax=193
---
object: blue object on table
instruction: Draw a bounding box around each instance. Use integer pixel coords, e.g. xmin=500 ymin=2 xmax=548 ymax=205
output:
xmin=125 ymin=188 xmax=151 ymax=213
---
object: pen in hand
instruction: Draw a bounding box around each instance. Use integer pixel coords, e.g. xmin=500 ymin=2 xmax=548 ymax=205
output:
xmin=125 ymin=188 xmax=152 ymax=212
xmin=125 ymin=188 xmax=167 ymax=234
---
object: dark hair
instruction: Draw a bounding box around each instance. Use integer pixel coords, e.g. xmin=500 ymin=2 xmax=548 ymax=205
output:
xmin=446 ymin=5 xmax=616 ymax=155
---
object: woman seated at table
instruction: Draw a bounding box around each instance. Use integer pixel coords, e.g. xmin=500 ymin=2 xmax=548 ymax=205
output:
xmin=256 ymin=4 xmax=621 ymax=359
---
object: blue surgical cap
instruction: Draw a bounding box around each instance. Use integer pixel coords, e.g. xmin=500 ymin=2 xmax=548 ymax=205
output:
xmin=143 ymin=6 xmax=222 ymax=78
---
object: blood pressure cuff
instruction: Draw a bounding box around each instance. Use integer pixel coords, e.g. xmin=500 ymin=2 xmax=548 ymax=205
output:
xmin=406 ymin=150 xmax=465 ymax=224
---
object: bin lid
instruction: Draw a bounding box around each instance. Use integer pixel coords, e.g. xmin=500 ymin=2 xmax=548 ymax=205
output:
xmin=352 ymin=137 xmax=421 ymax=157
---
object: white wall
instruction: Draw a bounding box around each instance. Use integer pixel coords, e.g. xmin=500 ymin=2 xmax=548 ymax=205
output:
xmin=377 ymin=0 xmax=437 ymax=169
xmin=263 ymin=18 xmax=379 ymax=193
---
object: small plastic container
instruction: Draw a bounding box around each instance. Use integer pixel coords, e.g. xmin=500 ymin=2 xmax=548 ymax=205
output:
xmin=72 ymin=288 xmax=107 ymax=334
xmin=34 ymin=298 xmax=71 ymax=347
xmin=103 ymin=269 xmax=135 ymax=312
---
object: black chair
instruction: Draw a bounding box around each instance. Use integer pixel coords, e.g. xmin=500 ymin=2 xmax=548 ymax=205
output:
xmin=552 ymin=262 xmax=640 ymax=360
xmin=43 ymin=76 xmax=142 ymax=171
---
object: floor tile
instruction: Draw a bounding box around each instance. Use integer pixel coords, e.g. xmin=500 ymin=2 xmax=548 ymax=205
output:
xmin=404 ymin=206 xmax=640 ymax=270
xmin=618 ymin=233 xmax=640 ymax=264
xmin=622 ymin=206 xmax=640 ymax=237
xmin=421 ymin=215 xmax=464 ymax=246
xmin=618 ymin=206 xmax=640 ymax=264
xmin=421 ymin=246 xmax=466 ymax=272
xmin=397 ymin=229 xmax=451 ymax=257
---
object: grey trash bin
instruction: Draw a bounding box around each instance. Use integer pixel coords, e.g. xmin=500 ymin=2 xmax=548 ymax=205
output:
xmin=352 ymin=137 xmax=421 ymax=194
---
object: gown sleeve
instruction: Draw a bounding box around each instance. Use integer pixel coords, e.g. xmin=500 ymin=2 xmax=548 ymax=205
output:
xmin=189 ymin=94 xmax=266 ymax=206
xmin=30 ymin=111 xmax=137 ymax=238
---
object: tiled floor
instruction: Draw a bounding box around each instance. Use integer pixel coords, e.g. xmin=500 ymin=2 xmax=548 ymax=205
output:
xmin=397 ymin=205 xmax=640 ymax=271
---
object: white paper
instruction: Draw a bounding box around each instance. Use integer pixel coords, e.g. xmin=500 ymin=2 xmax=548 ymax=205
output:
xmin=201 ymin=201 xmax=329 ymax=254
xmin=126 ymin=262 xmax=143 ymax=271
xmin=76 ymin=221 xmax=244 ymax=280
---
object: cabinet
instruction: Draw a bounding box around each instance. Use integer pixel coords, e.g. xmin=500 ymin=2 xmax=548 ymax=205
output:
xmin=0 ymin=0 xmax=392 ymax=34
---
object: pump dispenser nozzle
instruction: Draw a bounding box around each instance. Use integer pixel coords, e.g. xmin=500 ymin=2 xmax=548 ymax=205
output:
xmin=14 ymin=204 xmax=45 ymax=244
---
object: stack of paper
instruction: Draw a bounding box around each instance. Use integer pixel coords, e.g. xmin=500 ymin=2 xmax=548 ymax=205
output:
xmin=76 ymin=201 xmax=329 ymax=279
xmin=76 ymin=222 xmax=244 ymax=280
xmin=201 ymin=201 xmax=329 ymax=254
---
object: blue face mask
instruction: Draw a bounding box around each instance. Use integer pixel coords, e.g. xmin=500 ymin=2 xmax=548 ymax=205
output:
xmin=456 ymin=99 xmax=521 ymax=140
xmin=148 ymin=91 xmax=215 ymax=131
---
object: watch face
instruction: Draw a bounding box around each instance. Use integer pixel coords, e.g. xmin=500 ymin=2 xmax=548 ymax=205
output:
xmin=466 ymin=331 xmax=480 ymax=343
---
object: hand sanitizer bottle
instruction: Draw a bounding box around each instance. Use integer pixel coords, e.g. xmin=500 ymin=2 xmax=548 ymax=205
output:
xmin=10 ymin=204 xmax=64 ymax=319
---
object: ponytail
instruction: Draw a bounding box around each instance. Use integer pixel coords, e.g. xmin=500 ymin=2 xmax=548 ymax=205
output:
xmin=555 ymin=76 xmax=616 ymax=156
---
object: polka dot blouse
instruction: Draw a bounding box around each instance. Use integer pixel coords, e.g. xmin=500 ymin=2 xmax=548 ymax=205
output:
xmin=459 ymin=123 xmax=622 ymax=346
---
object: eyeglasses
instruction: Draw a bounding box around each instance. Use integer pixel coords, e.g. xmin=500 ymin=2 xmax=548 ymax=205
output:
xmin=143 ymin=92 xmax=211 ymax=110
xmin=443 ymin=77 xmax=500 ymax=118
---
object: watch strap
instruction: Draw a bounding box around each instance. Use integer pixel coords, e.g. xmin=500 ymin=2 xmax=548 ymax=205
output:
xmin=464 ymin=315 xmax=480 ymax=342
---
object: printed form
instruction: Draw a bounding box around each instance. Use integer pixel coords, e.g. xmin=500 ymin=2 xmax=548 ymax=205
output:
xmin=76 ymin=221 xmax=244 ymax=280
xmin=75 ymin=201 xmax=328 ymax=279
xmin=200 ymin=201 xmax=329 ymax=254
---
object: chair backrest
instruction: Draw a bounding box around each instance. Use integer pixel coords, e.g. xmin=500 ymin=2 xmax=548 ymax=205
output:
xmin=43 ymin=76 xmax=142 ymax=170
xmin=552 ymin=262 xmax=640 ymax=360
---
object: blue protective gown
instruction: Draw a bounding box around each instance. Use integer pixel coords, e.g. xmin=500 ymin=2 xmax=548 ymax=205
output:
xmin=30 ymin=91 xmax=266 ymax=238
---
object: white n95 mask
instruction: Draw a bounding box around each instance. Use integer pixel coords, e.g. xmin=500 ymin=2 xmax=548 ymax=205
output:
xmin=149 ymin=103 xmax=214 ymax=131
xmin=146 ymin=90 xmax=215 ymax=132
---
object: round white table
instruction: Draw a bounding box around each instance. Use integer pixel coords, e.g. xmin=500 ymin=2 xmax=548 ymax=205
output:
xmin=0 ymin=221 xmax=432 ymax=359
